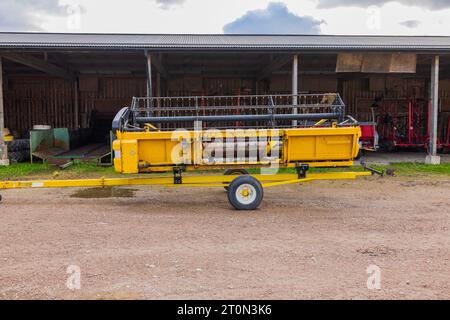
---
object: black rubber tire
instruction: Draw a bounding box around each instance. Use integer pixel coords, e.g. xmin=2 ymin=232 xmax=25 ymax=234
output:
xmin=8 ymin=148 xmax=30 ymax=163
xmin=227 ymin=175 xmax=264 ymax=210
xmin=8 ymin=151 xmax=21 ymax=163
xmin=224 ymin=169 xmax=249 ymax=175
xmin=223 ymin=169 xmax=249 ymax=191
xmin=7 ymin=139 xmax=30 ymax=153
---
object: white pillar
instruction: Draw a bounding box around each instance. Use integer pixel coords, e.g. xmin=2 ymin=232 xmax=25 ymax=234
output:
xmin=0 ymin=57 xmax=9 ymax=166
xmin=292 ymin=54 xmax=298 ymax=127
xmin=426 ymin=55 xmax=440 ymax=165
xmin=145 ymin=50 xmax=153 ymax=116
xmin=146 ymin=50 xmax=153 ymax=98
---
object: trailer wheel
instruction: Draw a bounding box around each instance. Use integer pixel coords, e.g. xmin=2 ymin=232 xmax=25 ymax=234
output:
xmin=223 ymin=169 xmax=249 ymax=191
xmin=227 ymin=175 xmax=263 ymax=210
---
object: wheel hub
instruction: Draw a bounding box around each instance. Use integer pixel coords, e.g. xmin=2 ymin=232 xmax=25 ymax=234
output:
xmin=236 ymin=184 xmax=257 ymax=205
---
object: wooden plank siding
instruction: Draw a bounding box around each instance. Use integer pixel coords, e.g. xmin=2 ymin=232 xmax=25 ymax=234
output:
xmin=3 ymin=75 xmax=146 ymax=137
xmin=3 ymin=73 xmax=450 ymax=139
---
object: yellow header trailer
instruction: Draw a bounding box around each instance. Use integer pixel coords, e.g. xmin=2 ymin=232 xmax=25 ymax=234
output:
xmin=112 ymin=126 xmax=361 ymax=174
xmin=0 ymin=94 xmax=375 ymax=210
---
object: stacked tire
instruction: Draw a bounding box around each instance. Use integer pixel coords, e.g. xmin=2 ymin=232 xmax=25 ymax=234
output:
xmin=7 ymin=139 xmax=30 ymax=163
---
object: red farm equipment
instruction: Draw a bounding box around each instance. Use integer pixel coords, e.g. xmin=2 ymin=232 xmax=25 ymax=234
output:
xmin=377 ymin=99 xmax=449 ymax=152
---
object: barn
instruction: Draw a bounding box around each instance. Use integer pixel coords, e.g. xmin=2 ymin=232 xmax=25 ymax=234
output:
xmin=0 ymin=33 xmax=449 ymax=165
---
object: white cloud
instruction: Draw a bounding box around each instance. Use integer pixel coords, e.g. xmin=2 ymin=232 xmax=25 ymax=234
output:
xmin=0 ymin=0 xmax=70 ymax=31
xmin=400 ymin=20 xmax=421 ymax=28
xmin=155 ymin=0 xmax=185 ymax=9
xmin=317 ymin=0 xmax=450 ymax=10
xmin=3 ymin=0 xmax=450 ymax=36
xmin=224 ymin=2 xmax=323 ymax=34
xmin=288 ymin=0 xmax=450 ymax=35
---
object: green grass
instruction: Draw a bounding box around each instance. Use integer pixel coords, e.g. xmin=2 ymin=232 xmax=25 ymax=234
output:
xmin=0 ymin=162 xmax=118 ymax=180
xmin=0 ymin=163 xmax=52 ymax=180
xmin=0 ymin=161 xmax=449 ymax=181
xmin=368 ymin=162 xmax=450 ymax=176
xmin=57 ymin=162 xmax=116 ymax=175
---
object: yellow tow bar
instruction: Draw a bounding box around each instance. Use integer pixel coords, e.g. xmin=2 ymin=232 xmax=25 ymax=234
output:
xmin=0 ymin=171 xmax=373 ymax=210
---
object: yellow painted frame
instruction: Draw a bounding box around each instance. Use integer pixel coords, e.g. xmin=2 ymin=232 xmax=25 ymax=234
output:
xmin=0 ymin=171 xmax=372 ymax=190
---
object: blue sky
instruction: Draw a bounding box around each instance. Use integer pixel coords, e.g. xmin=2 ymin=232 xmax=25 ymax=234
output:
xmin=0 ymin=0 xmax=449 ymax=35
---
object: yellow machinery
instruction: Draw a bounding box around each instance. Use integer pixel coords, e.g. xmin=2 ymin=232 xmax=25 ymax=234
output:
xmin=112 ymin=126 xmax=360 ymax=174
xmin=1 ymin=128 xmax=13 ymax=162
xmin=3 ymin=128 xmax=13 ymax=142
xmin=0 ymin=94 xmax=375 ymax=210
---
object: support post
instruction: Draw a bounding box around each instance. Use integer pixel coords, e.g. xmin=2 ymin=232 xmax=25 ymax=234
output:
xmin=426 ymin=55 xmax=440 ymax=165
xmin=156 ymin=71 xmax=161 ymax=129
xmin=74 ymin=78 xmax=79 ymax=129
xmin=0 ymin=57 xmax=9 ymax=166
xmin=156 ymin=72 xmax=161 ymax=98
xmin=145 ymin=50 xmax=153 ymax=116
xmin=156 ymin=52 xmax=162 ymax=100
xmin=292 ymin=54 xmax=298 ymax=127
xmin=156 ymin=53 xmax=163 ymax=117
xmin=145 ymin=50 xmax=153 ymax=98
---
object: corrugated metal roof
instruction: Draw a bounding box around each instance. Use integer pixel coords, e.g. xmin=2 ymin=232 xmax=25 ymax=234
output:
xmin=1 ymin=32 xmax=450 ymax=51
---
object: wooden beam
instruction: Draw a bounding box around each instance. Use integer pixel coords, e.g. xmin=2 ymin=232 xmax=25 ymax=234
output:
xmin=74 ymin=79 xmax=79 ymax=129
xmin=0 ymin=52 xmax=75 ymax=80
xmin=156 ymin=72 xmax=161 ymax=98
xmin=0 ymin=57 xmax=8 ymax=165
xmin=151 ymin=53 xmax=169 ymax=79
xmin=257 ymin=55 xmax=292 ymax=80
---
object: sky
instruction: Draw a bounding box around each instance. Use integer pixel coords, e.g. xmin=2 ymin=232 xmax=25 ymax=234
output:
xmin=1 ymin=0 xmax=450 ymax=35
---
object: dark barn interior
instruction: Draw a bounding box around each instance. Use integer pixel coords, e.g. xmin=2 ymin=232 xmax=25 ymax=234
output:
xmin=1 ymin=33 xmax=450 ymax=165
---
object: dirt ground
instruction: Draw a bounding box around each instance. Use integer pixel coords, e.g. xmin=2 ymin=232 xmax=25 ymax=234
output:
xmin=0 ymin=174 xmax=449 ymax=300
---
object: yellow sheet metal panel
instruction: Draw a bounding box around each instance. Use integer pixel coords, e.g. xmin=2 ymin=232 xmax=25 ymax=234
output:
xmin=113 ymin=126 xmax=360 ymax=173
xmin=120 ymin=139 xmax=139 ymax=173
xmin=285 ymin=136 xmax=316 ymax=161
xmin=286 ymin=135 xmax=353 ymax=161
xmin=112 ymin=139 xmax=122 ymax=173
xmin=138 ymin=139 xmax=171 ymax=165
xmin=283 ymin=127 xmax=360 ymax=162
xmin=317 ymin=135 xmax=353 ymax=159
xmin=283 ymin=126 xmax=360 ymax=137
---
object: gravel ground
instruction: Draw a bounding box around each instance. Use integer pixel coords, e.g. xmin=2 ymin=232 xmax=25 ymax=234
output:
xmin=0 ymin=175 xmax=449 ymax=300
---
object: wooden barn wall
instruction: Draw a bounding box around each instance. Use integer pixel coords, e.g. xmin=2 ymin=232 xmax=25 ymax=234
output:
xmin=268 ymin=75 xmax=338 ymax=94
xmin=3 ymin=75 xmax=146 ymax=137
xmin=340 ymin=75 xmax=450 ymax=143
xmin=3 ymin=73 xmax=450 ymax=139
xmin=267 ymin=74 xmax=450 ymax=121
xmin=4 ymin=76 xmax=76 ymax=136
xmin=340 ymin=76 xmax=429 ymax=121
xmin=341 ymin=75 xmax=450 ymax=121
xmin=167 ymin=76 xmax=255 ymax=96
xmin=79 ymin=76 xmax=146 ymax=126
